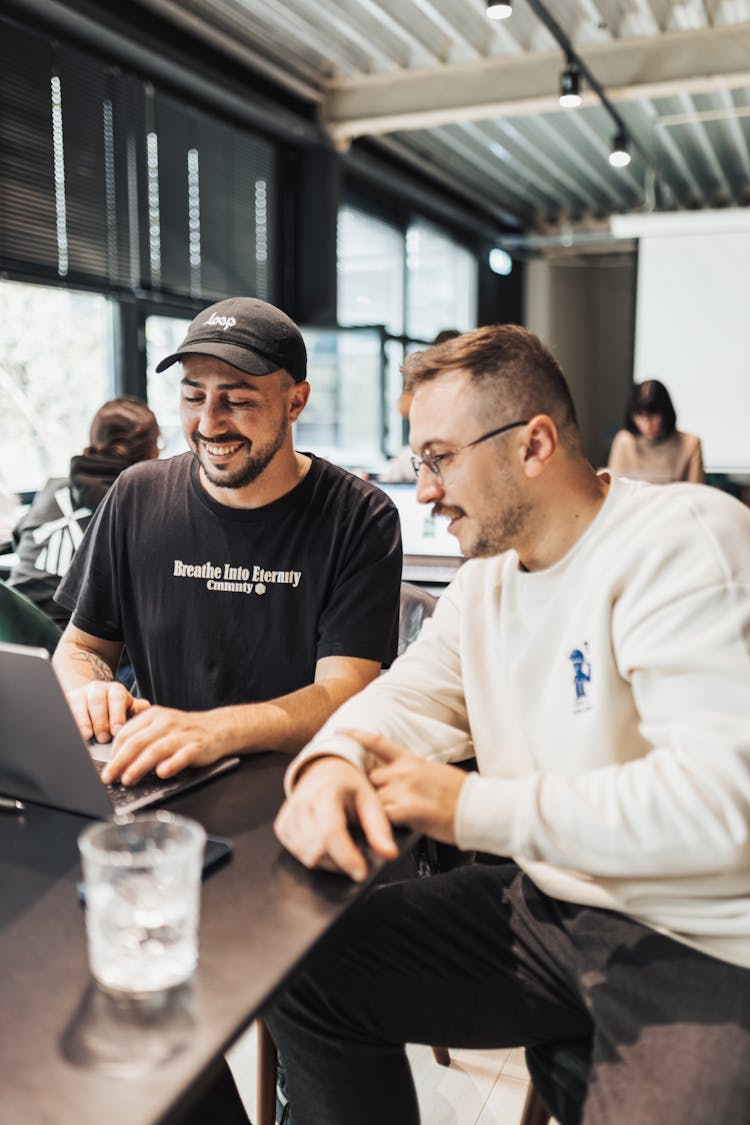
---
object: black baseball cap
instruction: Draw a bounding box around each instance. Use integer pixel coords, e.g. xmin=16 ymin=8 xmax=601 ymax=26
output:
xmin=155 ymin=297 xmax=307 ymax=383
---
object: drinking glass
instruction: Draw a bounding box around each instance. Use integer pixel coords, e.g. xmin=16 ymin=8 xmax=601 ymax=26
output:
xmin=78 ymin=811 xmax=206 ymax=998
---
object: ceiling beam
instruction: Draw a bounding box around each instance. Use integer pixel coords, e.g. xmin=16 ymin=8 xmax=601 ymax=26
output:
xmin=319 ymin=23 xmax=750 ymax=143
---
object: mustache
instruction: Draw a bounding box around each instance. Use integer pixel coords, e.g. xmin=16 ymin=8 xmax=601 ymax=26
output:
xmin=192 ymin=431 xmax=249 ymax=445
xmin=432 ymin=504 xmax=465 ymax=521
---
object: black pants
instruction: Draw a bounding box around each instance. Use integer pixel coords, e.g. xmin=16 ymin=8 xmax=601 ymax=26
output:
xmin=266 ymin=863 xmax=750 ymax=1125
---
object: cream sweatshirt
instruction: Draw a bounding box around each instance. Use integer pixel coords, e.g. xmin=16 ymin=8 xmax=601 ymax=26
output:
xmin=287 ymin=476 xmax=750 ymax=969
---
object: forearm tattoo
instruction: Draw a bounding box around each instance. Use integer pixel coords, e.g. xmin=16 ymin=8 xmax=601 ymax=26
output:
xmin=71 ymin=650 xmax=114 ymax=682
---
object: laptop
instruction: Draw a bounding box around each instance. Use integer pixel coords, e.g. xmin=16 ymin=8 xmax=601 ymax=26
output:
xmin=375 ymin=482 xmax=464 ymax=585
xmin=0 ymin=642 xmax=240 ymax=818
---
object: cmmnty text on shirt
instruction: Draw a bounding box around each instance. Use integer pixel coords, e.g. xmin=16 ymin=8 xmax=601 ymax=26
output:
xmin=172 ymin=558 xmax=302 ymax=595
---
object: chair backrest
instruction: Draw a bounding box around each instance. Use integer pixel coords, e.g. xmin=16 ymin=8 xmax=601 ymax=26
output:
xmin=398 ymin=581 xmax=438 ymax=656
xmin=0 ymin=580 xmax=62 ymax=656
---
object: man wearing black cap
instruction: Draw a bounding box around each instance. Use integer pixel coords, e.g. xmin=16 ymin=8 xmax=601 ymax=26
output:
xmin=53 ymin=298 xmax=402 ymax=787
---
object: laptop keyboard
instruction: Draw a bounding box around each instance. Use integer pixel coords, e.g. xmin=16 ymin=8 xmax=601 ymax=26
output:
xmin=88 ymin=753 xmax=241 ymax=814
xmin=93 ymin=759 xmax=174 ymax=811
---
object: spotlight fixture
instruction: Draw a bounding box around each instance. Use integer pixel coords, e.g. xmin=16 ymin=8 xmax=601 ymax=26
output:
xmin=487 ymin=1 xmax=512 ymax=19
xmin=559 ymin=59 xmax=581 ymax=108
xmin=489 ymin=248 xmax=513 ymax=276
xmin=609 ymin=132 xmax=631 ymax=168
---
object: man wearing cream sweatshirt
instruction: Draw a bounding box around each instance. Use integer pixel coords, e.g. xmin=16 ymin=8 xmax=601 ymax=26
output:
xmin=268 ymin=324 xmax=750 ymax=1125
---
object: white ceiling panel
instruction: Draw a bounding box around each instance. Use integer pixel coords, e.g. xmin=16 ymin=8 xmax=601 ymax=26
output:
xmin=135 ymin=0 xmax=750 ymax=242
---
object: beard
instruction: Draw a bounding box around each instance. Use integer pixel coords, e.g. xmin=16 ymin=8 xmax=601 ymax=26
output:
xmin=190 ymin=414 xmax=289 ymax=490
xmin=435 ymin=468 xmax=531 ymax=559
xmin=469 ymin=496 xmax=531 ymax=558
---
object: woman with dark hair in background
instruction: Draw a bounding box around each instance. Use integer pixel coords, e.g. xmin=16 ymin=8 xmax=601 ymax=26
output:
xmin=608 ymin=378 xmax=704 ymax=484
xmin=8 ymin=396 xmax=160 ymax=625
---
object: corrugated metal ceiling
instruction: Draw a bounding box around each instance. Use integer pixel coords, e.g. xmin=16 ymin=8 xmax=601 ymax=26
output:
xmin=135 ymin=0 xmax=750 ymax=243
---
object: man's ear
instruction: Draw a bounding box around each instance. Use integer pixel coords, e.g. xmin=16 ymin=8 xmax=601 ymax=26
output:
xmin=521 ymin=414 xmax=558 ymax=479
xmin=288 ymin=380 xmax=311 ymax=421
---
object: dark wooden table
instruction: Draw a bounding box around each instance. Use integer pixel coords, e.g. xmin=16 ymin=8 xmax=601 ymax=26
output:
xmin=0 ymin=752 xmax=405 ymax=1124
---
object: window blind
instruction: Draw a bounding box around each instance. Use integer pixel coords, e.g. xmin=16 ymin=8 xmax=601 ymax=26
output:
xmin=0 ymin=14 xmax=277 ymax=302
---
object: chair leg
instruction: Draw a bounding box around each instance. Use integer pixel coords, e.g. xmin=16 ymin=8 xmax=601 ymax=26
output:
xmin=431 ymin=1045 xmax=451 ymax=1067
xmin=257 ymin=1018 xmax=278 ymax=1125
xmin=519 ymin=1082 xmax=551 ymax=1125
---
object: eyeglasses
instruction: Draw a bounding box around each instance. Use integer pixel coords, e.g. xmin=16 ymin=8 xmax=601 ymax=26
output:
xmin=410 ymin=419 xmax=529 ymax=482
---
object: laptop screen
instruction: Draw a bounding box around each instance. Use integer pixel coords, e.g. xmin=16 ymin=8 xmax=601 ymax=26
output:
xmin=375 ymin=482 xmax=463 ymax=559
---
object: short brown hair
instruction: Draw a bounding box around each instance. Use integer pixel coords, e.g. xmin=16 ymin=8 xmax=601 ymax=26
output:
xmin=87 ymin=397 xmax=160 ymax=465
xmin=403 ymin=324 xmax=579 ymax=443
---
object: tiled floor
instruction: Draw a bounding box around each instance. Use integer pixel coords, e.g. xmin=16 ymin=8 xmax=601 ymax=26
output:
xmin=408 ymin=1043 xmax=531 ymax=1125
xmin=227 ymin=1024 xmax=548 ymax=1125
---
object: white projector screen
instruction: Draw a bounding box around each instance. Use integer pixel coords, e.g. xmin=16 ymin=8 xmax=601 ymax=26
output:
xmin=634 ymin=230 xmax=750 ymax=474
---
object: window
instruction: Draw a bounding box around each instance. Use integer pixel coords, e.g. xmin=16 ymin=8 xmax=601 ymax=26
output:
xmin=337 ymin=206 xmax=478 ymax=465
xmin=337 ymin=209 xmax=404 ymax=335
xmin=406 ymin=221 xmax=477 ymax=340
xmin=0 ymin=16 xmax=277 ymax=303
xmin=0 ymin=279 xmax=113 ymax=495
xmin=295 ymin=328 xmax=384 ymax=473
xmin=145 ymin=314 xmax=192 ymax=459
xmin=150 ymin=90 xmax=276 ymax=302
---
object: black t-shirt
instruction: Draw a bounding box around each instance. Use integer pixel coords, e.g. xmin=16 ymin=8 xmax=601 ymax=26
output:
xmin=56 ymin=453 xmax=402 ymax=711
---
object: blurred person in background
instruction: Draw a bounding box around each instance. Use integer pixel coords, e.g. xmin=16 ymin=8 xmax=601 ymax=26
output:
xmin=608 ymin=378 xmax=704 ymax=484
xmin=8 ymin=396 xmax=160 ymax=625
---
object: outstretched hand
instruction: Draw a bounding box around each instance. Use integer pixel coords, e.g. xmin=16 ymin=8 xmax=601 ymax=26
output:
xmin=274 ymin=755 xmax=398 ymax=882
xmin=341 ymin=728 xmax=467 ymax=845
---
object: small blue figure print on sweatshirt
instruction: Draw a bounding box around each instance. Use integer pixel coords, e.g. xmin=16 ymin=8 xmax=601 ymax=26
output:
xmin=569 ymin=644 xmax=592 ymax=712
